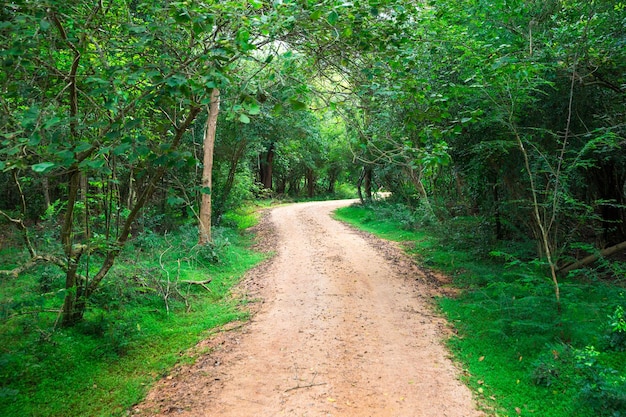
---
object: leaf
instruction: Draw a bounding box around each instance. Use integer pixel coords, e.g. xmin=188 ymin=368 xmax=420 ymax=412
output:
xmin=239 ymin=113 xmax=251 ymax=124
xmin=248 ymin=102 xmax=261 ymax=115
xmin=39 ymin=19 xmax=50 ymax=31
xmin=327 ymin=11 xmax=339 ymax=25
xmin=249 ymin=0 xmax=263 ymax=9
xmin=289 ymin=99 xmax=307 ymax=110
xmin=200 ymin=186 xmax=211 ymax=195
xmin=113 ymin=143 xmax=132 ymax=156
xmin=20 ymin=105 xmax=40 ymax=129
xmin=165 ymin=74 xmax=187 ymax=87
xmin=31 ymin=162 xmax=55 ymax=173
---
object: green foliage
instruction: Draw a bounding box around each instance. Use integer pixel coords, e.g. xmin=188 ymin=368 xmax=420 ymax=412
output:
xmin=606 ymin=300 xmax=626 ymax=352
xmin=336 ymin=200 xmax=626 ymax=417
xmin=574 ymin=346 xmax=626 ymax=416
xmin=0 ymin=212 xmax=265 ymax=417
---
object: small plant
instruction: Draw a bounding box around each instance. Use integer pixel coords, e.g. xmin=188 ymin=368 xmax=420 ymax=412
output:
xmin=606 ymin=301 xmax=626 ymax=351
xmin=530 ymin=343 xmax=573 ymax=388
xmin=574 ymin=345 xmax=626 ymax=416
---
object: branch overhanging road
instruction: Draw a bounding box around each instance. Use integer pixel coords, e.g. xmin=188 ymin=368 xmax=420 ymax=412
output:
xmin=134 ymin=200 xmax=483 ymax=417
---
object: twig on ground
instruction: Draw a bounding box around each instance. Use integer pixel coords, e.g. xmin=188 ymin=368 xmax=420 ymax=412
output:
xmin=284 ymin=382 xmax=327 ymax=392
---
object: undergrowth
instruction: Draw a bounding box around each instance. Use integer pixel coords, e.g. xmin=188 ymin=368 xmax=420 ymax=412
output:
xmin=335 ymin=201 xmax=626 ymax=417
xmin=0 ymin=208 xmax=265 ymax=417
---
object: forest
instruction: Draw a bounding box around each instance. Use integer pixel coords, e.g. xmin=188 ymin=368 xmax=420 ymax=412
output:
xmin=1 ymin=0 xmax=625 ymax=416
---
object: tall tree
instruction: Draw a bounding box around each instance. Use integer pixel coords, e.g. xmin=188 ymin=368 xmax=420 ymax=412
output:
xmin=199 ymin=89 xmax=220 ymax=245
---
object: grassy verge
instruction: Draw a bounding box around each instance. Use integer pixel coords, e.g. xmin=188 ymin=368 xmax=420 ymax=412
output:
xmin=0 ymin=208 xmax=266 ymax=417
xmin=334 ymin=202 xmax=626 ymax=417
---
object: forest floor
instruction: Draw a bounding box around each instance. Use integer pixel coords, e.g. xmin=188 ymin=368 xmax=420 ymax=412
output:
xmin=132 ymin=200 xmax=483 ymax=417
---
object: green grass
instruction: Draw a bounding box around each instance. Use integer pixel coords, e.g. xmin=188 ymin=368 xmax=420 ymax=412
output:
xmin=0 ymin=210 xmax=266 ymax=417
xmin=335 ymin=202 xmax=626 ymax=417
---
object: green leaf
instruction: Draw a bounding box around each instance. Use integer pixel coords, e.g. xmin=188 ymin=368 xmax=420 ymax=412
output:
xmin=289 ymin=99 xmax=307 ymax=110
xmin=165 ymin=74 xmax=187 ymax=87
xmin=327 ymin=10 xmax=339 ymax=25
xmin=250 ymin=0 xmax=263 ymax=9
xmin=113 ymin=143 xmax=132 ymax=155
xmin=21 ymin=105 xmax=40 ymax=129
xmin=31 ymin=162 xmax=55 ymax=173
xmin=200 ymin=186 xmax=211 ymax=195
xmin=239 ymin=113 xmax=251 ymax=124
xmin=248 ymin=102 xmax=261 ymax=115
xmin=39 ymin=19 xmax=50 ymax=31
xmin=75 ymin=142 xmax=92 ymax=153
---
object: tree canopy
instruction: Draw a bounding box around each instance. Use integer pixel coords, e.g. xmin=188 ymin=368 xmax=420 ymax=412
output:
xmin=1 ymin=0 xmax=625 ymax=323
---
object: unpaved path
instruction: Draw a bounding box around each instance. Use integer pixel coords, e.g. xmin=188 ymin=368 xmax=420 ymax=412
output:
xmin=133 ymin=200 xmax=482 ymax=417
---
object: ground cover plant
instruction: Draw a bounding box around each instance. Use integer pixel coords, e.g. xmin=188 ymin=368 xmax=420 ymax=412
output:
xmin=335 ymin=201 xmax=626 ymax=417
xmin=0 ymin=208 xmax=265 ymax=417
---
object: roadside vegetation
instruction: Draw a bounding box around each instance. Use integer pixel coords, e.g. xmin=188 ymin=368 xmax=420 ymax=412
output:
xmin=0 ymin=207 xmax=265 ymax=417
xmin=335 ymin=201 xmax=626 ymax=417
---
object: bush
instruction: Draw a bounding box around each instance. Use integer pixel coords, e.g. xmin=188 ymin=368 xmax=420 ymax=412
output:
xmin=530 ymin=343 xmax=574 ymax=388
xmin=606 ymin=302 xmax=626 ymax=352
xmin=574 ymin=346 xmax=626 ymax=416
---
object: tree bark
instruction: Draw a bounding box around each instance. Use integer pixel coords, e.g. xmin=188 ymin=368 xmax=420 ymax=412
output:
xmin=214 ymin=138 xmax=247 ymax=220
xmin=357 ymin=167 xmax=365 ymax=204
xmin=306 ymin=168 xmax=315 ymax=198
xmin=260 ymin=142 xmax=275 ymax=190
xmin=199 ymin=89 xmax=220 ymax=245
xmin=363 ymin=166 xmax=372 ymax=201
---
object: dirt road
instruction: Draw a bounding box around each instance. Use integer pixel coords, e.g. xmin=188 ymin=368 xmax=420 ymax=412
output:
xmin=133 ymin=200 xmax=482 ymax=417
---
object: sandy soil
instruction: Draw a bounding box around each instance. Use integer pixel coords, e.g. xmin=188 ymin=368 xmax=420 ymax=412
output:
xmin=132 ymin=200 xmax=483 ymax=417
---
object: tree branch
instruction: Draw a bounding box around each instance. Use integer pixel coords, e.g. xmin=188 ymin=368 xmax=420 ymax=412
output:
xmin=0 ymin=254 xmax=67 ymax=278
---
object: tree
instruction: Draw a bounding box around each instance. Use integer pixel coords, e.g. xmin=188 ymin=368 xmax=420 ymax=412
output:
xmin=0 ymin=1 xmax=261 ymax=325
xmin=199 ymin=89 xmax=220 ymax=245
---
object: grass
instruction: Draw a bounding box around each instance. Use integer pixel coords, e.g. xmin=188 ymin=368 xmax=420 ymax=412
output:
xmin=334 ymin=201 xmax=626 ymax=417
xmin=0 ymin=208 xmax=266 ymax=417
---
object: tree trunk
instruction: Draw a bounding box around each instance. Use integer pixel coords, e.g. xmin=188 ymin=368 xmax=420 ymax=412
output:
xmin=61 ymin=107 xmax=202 ymax=326
xmin=357 ymin=167 xmax=365 ymax=204
xmin=42 ymin=177 xmax=51 ymax=209
xmin=364 ymin=166 xmax=373 ymax=201
xmin=260 ymin=142 xmax=275 ymax=190
xmin=199 ymin=89 xmax=220 ymax=245
xmin=559 ymin=240 xmax=626 ymax=275
xmin=306 ymin=168 xmax=315 ymax=198
xmin=327 ymin=168 xmax=339 ymax=194
xmin=60 ymin=169 xmax=80 ymax=327
xmin=214 ymin=139 xmax=247 ymax=220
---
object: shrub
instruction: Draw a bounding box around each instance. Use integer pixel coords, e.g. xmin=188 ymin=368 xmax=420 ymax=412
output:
xmin=606 ymin=303 xmax=626 ymax=351
xmin=574 ymin=346 xmax=626 ymax=416
xmin=530 ymin=343 xmax=574 ymax=388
